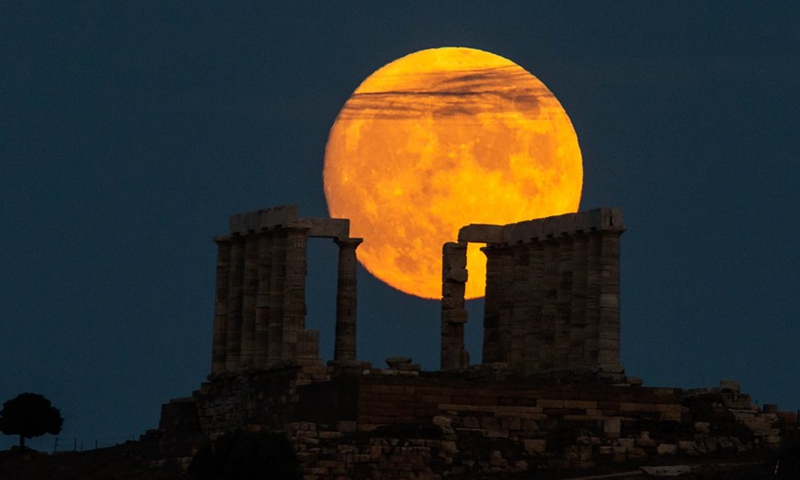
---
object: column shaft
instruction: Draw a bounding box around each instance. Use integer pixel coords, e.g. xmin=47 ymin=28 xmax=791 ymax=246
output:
xmin=481 ymin=246 xmax=502 ymax=364
xmin=334 ymin=237 xmax=362 ymax=363
xmin=598 ymin=231 xmax=622 ymax=368
xmin=441 ymin=242 xmax=468 ymax=370
xmin=254 ymin=232 xmax=273 ymax=368
xmin=225 ymin=235 xmax=245 ymax=371
xmin=239 ymin=233 xmax=259 ymax=368
xmin=267 ymin=229 xmax=286 ymax=365
xmin=211 ymin=237 xmax=231 ymax=374
xmin=282 ymin=226 xmax=310 ymax=362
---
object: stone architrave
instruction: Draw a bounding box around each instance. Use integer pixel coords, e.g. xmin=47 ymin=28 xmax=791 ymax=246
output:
xmin=211 ymin=236 xmax=231 ymax=374
xmin=333 ymin=237 xmax=362 ymax=363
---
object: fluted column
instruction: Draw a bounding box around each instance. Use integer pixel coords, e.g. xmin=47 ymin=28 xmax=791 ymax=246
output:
xmin=253 ymin=231 xmax=273 ymax=368
xmin=556 ymin=235 xmax=574 ymax=369
xmin=333 ymin=237 xmax=362 ymax=363
xmin=585 ymin=231 xmax=602 ymax=365
xmin=598 ymin=230 xmax=622 ymax=369
xmin=211 ymin=236 xmax=231 ymax=374
xmin=239 ymin=233 xmax=259 ymax=368
xmin=225 ymin=235 xmax=245 ymax=371
xmin=267 ymin=229 xmax=286 ymax=365
xmin=570 ymin=232 xmax=590 ymax=365
xmin=282 ymin=226 xmax=310 ymax=362
xmin=481 ymin=245 xmax=502 ymax=364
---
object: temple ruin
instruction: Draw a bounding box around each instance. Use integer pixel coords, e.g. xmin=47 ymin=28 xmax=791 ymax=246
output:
xmin=142 ymin=205 xmax=795 ymax=479
xmin=209 ymin=205 xmax=362 ymax=373
xmin=441 ymin=207 xmax=624 ymax=375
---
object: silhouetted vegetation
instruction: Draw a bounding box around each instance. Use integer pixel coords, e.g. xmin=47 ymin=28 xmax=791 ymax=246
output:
xmin=0 ymin=392 xmax=63 ymax=449
xmin=188 ymin=430 xmax=298 ymax=480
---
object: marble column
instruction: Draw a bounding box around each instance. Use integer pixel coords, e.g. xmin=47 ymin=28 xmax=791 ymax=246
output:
xmin=598 ymin=231 xmax=622 ymax=369
xmin=239 ymin=233 xmax=260 ymax=368
xmin=570 ymin=232 xmax=590 ymax=365
xmin=555 ymin=234 xmax=574 ymax=369
xmin=225 ymin=235 xmax=245 ymax=371
xmin=267 ymin=229 xmax=287 ymax=365
xmin=441 ymin=242 xmax=468 ymax=370
xmin=211 ymin=236 xmax=231 ymax=374
xmin=254 ymin=231 xmax=273 ymax=368
xmin=333 ymin=237 xmax=362 ymax=363
xmin=525 ymin=241 xmax=546 ymax=373
xmin=481 ymin=245 xmax=502 ymax=364
xmin=282 ymin=226 xmax=310 ymax=362
xmin=540 ymin=237 xmax=560 ymax=371
xmin=584 ymin=231 xmax=602 ymax=365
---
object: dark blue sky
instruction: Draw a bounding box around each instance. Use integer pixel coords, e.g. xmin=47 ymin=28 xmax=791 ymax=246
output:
xmin=2 ymin=2 xmax=799 ymax=450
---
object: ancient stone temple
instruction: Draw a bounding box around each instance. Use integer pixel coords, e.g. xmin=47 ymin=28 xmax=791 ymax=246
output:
xmin=441 ymin=208 xmax=624 ymax=376
xmin=209 ymin=205 xmax=362 ymax=373
xmin=143 ymin=205 xmax=794 ymax=480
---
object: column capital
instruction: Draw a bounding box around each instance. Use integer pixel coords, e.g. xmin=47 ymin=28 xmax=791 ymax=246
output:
xmin=334 ymin=237 xmax=363 ymax=249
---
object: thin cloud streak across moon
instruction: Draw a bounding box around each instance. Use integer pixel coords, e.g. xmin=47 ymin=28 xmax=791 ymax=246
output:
xmin=324 ymin=47 xmax=583 ymax=299
xmin=337 ymin=67 xmax=552 ymax=121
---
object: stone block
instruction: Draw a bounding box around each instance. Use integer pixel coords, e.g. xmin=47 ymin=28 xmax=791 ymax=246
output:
xmin=694 ymin=421 xmax=710 ymax=433
xmin=523 ymin=439 xmax=547 ymax=454
xmin=617 ymin=438 xmax=635 ymax=449
xmin=537 ymin=399 xmax=565 ymax=409
xmin=598 ymin=446 xmax=614 ymax=455
xmin=260 ymin=205 xmax=298 ymax=229
xmin=704 ymin=437 xmax=718 ymax=452
xmin=440 ymin=440 xmax=458 ymax=454
xmin=432 ymin=416 xmax=452 ymax=428
xmin=298 ymin=218 xmax=350 ymax=239
xmin=656 ymin=443 xmax=678 ymax=456
xmin=458 ymin=224 xmax=504 ymax=243
xmin=627 ymin=447 xmax=646 ymax=458
xmin=719 ymin=378 xmax=741 ymax=393
xmin=603 ymin=417 xmax=621 ymax=438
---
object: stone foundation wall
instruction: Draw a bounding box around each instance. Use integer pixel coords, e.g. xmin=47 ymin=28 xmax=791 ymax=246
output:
xmin=152 ymin=367 xmax=791 ymax=479
xmin=287 ymin=374 xmax=788 ymax=479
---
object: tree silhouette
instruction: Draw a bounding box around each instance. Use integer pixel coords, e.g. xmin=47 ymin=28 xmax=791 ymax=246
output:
xmin=0 ymin=392 xmax=63 ymax=449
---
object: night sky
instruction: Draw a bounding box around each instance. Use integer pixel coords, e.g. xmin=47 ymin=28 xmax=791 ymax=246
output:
xmin=2 ymin=2 xmax=799 ymax=451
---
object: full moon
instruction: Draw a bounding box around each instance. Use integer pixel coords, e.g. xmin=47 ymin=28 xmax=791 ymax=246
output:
xmin=324 ymin=47 xmax=582 ymax=300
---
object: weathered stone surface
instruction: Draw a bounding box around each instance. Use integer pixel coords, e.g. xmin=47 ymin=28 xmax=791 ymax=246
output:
xmin=457 ymin=224 xmax=504 ymax=243
xmin=160 ymin=205 xmax=794 ymax=480
xmin=295 ymin=218 xmax=350 ymax=239
xmin=452 ymin=209 xmax=625 ymax=376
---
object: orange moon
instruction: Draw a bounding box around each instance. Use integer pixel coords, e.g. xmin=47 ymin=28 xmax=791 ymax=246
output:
xmin=324 ymin=47 xmax=582 ymax=300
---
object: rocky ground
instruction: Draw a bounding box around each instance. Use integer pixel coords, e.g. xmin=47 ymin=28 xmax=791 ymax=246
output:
xmin=0 ymin=445 xmax=786 ymax=480
xmin=0 ymin=445 xmax=183 ymax=480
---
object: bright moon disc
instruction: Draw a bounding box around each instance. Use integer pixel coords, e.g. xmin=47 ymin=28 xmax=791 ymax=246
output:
xmin=324 ymin=47 xmax=582 ymax=299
